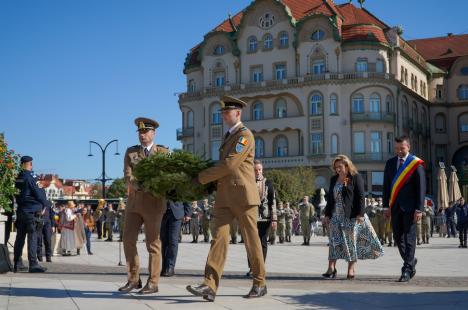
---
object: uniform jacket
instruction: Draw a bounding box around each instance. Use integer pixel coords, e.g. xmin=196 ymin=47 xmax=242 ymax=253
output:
xmin=166 ymin=201 xmax=191 ymax=220
xmin=325 ymin=173 xmax=365 ymax=219
xmin=124 ymin=143 xmax=169 ymax=210
xmin=198 ymin=123 xmax=260 ymax=207
xmin=299 ymin=202 xmax=315 ymax=221
xmin=15 ymin=170 xmax=48 ymax=213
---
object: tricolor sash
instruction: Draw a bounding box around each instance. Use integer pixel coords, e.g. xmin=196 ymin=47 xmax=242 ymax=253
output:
xmin=389 ymin=154 xmax=425 ymax=209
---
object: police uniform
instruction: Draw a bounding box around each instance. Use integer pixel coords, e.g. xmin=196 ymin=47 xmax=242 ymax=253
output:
xmin=187 ymin=96 xmax=266 ymax=301
xmin=13 ymin=156 xmax=47 ymax=273
xmin=119 ymin=117 xmax=169 ymax=294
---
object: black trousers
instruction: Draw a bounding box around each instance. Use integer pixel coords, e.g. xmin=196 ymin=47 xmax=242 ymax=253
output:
xmin=37 ymin=220 xmax=52 ymax=259
xmin=14 ymin=210 xmax=39 ymax=266
xmin=248 ymin=221 xmax=270 ymax=270
xmin=447 ymin=220 xmax=457 ymax=237
xmin=458 ymin=223 xmax=468 ymax=246
xmin=96 ymin=220 xmax=103 ymax=238
xmin=160 ymin=210 xmax=182 ymax=271
xmin=392 ymin=207 xmax=417 ymax=273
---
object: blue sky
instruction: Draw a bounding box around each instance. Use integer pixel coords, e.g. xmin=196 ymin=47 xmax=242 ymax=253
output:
xmin=1 ymin=0 xmax=467 ymax=181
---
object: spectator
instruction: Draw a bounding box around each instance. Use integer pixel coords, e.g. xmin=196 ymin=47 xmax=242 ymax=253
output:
xmin=81 ymin=207 xmax=95 ymax=255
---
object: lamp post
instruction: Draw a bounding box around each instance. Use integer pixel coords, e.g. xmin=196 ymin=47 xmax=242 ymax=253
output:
xmin=88 ymin=139 xmax=120 ymax=198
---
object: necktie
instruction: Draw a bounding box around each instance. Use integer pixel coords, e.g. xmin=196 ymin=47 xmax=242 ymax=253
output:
xmin=399 ymin=157 xmax=404 ymax=169
xmin=224 ymin=131 xmax=230 ymax=140
xmin=144 ymin=148 xmax=149 ymax=157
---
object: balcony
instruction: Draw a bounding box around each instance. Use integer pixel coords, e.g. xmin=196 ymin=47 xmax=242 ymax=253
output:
xmin=351 ymin=112 xmax=395 ymax=123
xmin=260 ymin=156 xmax=305 ymax=168
xmin=179 ymin=72 xmax=395 ymax=102
xmin=352 ymin=152 xmax=393 ymax=163
xmin=176 ymin=127 xmax=194 ymax=140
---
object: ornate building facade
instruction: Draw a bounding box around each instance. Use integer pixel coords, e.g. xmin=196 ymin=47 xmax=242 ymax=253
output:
xmin=177 ymin=0 xmax=468 ymax=197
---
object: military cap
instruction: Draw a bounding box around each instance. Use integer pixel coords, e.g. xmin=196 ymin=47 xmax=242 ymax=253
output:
xmin=20 ymin=155 xmax=33 ymax=164
xmin=219 ymin=95 xmax=247 ymax=111
xmin=134 ymin=117 xmax=159 ymax=131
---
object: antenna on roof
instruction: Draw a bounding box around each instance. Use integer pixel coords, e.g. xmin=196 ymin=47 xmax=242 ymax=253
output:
xmin=228 ymin=13 xmax=238 ymax=32
xmin=358 ymin=0 xmax=365 ymax=8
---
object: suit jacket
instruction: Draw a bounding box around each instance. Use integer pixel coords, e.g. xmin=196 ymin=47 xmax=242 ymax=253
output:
xmin=124 ymin=143 xmax=169 ymax=210
xmin=166 ymin=201 xmax=191 ymax=220
xmin=382 ymin=155 xmax=426 ymax=213
xmin=198 ymin=122 xmax=260 ymax=207
xmin=324 ymin=173 xmax=365 ymax=219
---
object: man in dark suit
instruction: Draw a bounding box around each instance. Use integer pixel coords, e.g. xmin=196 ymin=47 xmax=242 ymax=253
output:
xmin=383 ymin=136 xmax=426 ymax=282
xmin=160 ymin=200 xmax=191 ymax=277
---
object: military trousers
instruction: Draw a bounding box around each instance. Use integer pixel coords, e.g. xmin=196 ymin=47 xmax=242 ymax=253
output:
xmin=203 ymin=204 xmax=266 ymax=292
xmin=123 ymin=204 xmax=165 ymax=285
xmin=277 ymin=222 xmax=285 ymax=239
xmin=301 ymin=219 xmax=311 ymax=241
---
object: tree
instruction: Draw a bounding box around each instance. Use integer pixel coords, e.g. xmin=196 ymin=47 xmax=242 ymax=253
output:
xmin=107 ymin=178 xmax=127 ymax=198
xmin=0 ymin=136 xmax=20 ymax=212
xmin=264 ymin=166 xmax=316 ymax=205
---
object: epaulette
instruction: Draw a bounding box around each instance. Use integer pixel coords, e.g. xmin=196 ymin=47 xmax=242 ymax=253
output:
xmin=157 ymin=144 xmax=169 ymax=149
xmin=240 ymin=127 xmax=247 ymax=132
xmin=128 ymin=145 xmax=140 ymax=150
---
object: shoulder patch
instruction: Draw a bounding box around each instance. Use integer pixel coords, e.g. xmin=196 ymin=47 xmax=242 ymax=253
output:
xmin=238 ymin=136 xmax=248 ymax=146
xmin=235 ymin=143 xmax=244 ymax=153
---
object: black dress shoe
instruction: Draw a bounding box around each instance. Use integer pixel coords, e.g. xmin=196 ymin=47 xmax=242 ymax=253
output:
xmin=244 ymin=285 xmax=267 ymax=298
xmin=29 ymin=265 xmax=47 ymax=273
xmin=138 ymin=282 xmax=159 ymax=294
xmin=186 ymin=284 xmax=216 ymax=302
xmin=13 ymin=264 xmax=28 ymax=273
xmin=118 ymin=279 xmax=142 ymax=292
xmin=322 ymin=268 xmax=337 ymax=279
xmin=399 ymin=271 xmax=411 ymax=282
xmin=410 ymin=258 xmax=418 ymax=279
xmin=162 ymin=268 xmax=175 ymax=277
xmin=38 ymin=256 xmax=43 ymax=262
xmin=46 ymin=257 xmax=52 ymax=263
xmin=245 ymin=270 xmax=252 ymax=277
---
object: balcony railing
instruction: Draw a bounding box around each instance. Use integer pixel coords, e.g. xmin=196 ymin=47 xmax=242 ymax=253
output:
xmin=351 ymin=112 xmax=395 ymax=123
xmin=176 ymin=127 xmax=194 ymax=140
xmin=352 ymin=152 xmax=393 ymax=163
xmin=179 ymin=72 xmax=395 ymax=102
xmin=260 ymin=155 xmax=305 ymax=168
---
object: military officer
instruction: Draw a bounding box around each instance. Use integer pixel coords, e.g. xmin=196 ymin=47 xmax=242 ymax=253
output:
xmin=187 ymin=96 xmax=267 ymax=301
xmin=284 ymin=202 xmax=294 ymax=242
xmin=13 ymin=156 xmax=48 ymax=273
xmin=118 ymin=117 xmax=169 ymax=294
xmin=190 ymin=201 xmax=202 ymax=243
xmin=422 ymin=201 xmax=433 ymax=244
xmin=298 ymin=196 xmax=315 ymax=245
xmin=105 ymin=203 xmax=116 ymax=242
xmin=201 ymin=199 xmax=212 ymax=242
xmin=277 ymin=202 xmax=286 ymax=243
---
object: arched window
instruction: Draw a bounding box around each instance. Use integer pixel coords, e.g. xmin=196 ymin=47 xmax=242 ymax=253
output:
xmin=458 ymin=85 xmax=468 ymax=100
xmin=352 ymin=94 xmax=364 ymax=113
xmin=187 ymin=110 xmax=194 ymax=128
xmin=274 ymin=135 xmax=288 ymax=157
xmin=279 ymin=31 xmax=289 ymax=47
xmin=459 ymin=113 xmax=468 ymax=133
xmin=311 ymin=29 xmax=325 ymax=41
xmin=252 ymin=101 xmax=264 ymax=120
xmin=370 ymin=93 xmax=381 ymax=113
xmin=275 ymin=99 xmax=287 ymax=118
xmin=248 ymin=36 xmax=258 ymax=53
xmin=385 ymin=95 xmax=393 ymax=113
xmin=263 ymin=33 xmax=273 ymax=50
xmin=211 ymin=103 xmax=222 ymax=124
xmin=213 ymin=45 xmax=225 ymax=55
xmin=331 ymin=134 xmax=338 ymax=154
xmin=255 ymin=138 xmax=265 ymax=158
xmin=435 ymin=113 xmax=446 ymax=133
xmin=310 ymin=93 xmax=323 ymax=115
xmin=311 ymin=58 xmax=325 ymax=75
xmin=329 ymin=94 xmax=338 ymax=115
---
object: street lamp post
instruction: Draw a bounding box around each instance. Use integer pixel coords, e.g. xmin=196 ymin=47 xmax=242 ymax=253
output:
xmin=88 ymin=139 xmax=120 ymax=198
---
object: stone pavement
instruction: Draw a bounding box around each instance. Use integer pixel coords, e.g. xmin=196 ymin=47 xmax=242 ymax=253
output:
xmin=1 ymin=233 xmax=468 ymax=309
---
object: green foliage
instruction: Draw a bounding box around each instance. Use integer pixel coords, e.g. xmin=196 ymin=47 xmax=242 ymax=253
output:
xmin=134 ymin=150 xmax=213 ymax=202
xmin=265 ymin=166 xmax=316 ymax=205
xmin=107 ymin=178 xmax=127 ymax=198
xmin=0 ymin=136 xmax=20 ymax=212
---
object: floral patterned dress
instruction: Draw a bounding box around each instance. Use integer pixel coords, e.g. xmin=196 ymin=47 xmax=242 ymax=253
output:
xmin=328 ymin=182 xmax=384 ymax=262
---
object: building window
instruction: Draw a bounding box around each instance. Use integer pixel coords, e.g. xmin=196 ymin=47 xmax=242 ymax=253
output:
xmin=213 ymin=45 xmax=225 ymax=56
xmin=187 ymin=110 xmax=194 ymax=128
xmin=356 ymin=58 xmax=368 ymax=72
xmin=458 ymin=85 xmax=468 ymax=100
xmin=415 ymin=76 xmax=418 ymax=92
xmin=255 ymin=138 xmax=265 ymax=158
xmin=263 ymin=33 xmax=273 ymax=50
xmin=311 ymin=58 xmax=325 ymax=75
xmin=275 ymin=63 xmax=286 ymax=80
xmin=311 ymin=29 xmax=325 ymax=41
xmin=435 ymin=113 xmax=446 ymax=133
xmin=371 ymin=171 xmax=384 ymax=193
xmin=214 ymin=71 xmax=225 ymax=87
xmin=211 ymin=103 xmax=222 ymax=124
xmin=275 ymin=99 xmax=287 ymax=118
xmin=248 ymin=36 xmax=258 ymax=53
xmin=310 ymin=93 xmax=323 ymax=115
xmin=279 ymin=31 xmax=289 ymax=47
xmin=252 ymin=101 xmax=263 ymax=120
xmin=211 ymin=140 xmax=221 ymax=161
xmin=370 ymin=93 xmax=381 ymax=113
xmin=461 ymin=67 xmax=468 ymax=75
xmin=400 ymin=66 xmax=405 ymax=82
xmin=329 ymin=94 xmax=338 ymax=115
xmin=250 ymin=66 xmax=263 ymax=83
xmin=259 ymin=12 xmax=275 ymax=29
xmin=353 ymin=132 xmax=365 ymax=153
xmin=188 ymin=79 xmax=195 ymax=92
xmin=404 ymin=68 xmax=408 ymax=85
xmin=376 ymin=59 xmax=385 ymax=73
xmin=460 ymin=114 xmax=468 ymax=133
xmin=274 ymin=135 xmax=288 ymax=157
xmin=385 ymin=95 xmax=393 ymax=113
xmin=310 ymin=133 xmax=323 ymax=154
xmin=370 ymin=131 xmax=381 ymax=153
xmin=352 ymin=94 xmax=364 ymax=113
xmin=387 ymin=132 xmax=394 ymax=153
xmin=331 ymin=134 xmax=338 ymax=154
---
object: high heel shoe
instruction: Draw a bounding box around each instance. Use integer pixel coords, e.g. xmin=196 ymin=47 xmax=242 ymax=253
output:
xmin=347 ymin=274 xmax=355 ymax=280
xmin=322 ymin=268 xmax=337 ymax=279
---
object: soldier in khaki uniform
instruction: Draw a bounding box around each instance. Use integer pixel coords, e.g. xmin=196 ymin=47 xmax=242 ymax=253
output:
xmin=299 ymin=196 xmax=315 ymax=245
xmin=201 ymin=199 xmax=213 ymax=242
xmin=187 ymin=96 xmax=266 ymax=302
xmin=284 ymin=202 xmax=294 ymax=242
xmin=277 ymin=202 xmax=286 ymax=243
xmin=118 ymin=117 xmax=169 ymax=295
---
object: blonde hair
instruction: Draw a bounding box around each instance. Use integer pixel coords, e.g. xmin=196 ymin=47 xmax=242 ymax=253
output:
xmin=332 ymin=154 xmax=358 ymax=176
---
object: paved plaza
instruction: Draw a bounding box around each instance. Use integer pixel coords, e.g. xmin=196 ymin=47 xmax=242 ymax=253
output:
xmin=1 ymin=233 xmax=468 ymax=309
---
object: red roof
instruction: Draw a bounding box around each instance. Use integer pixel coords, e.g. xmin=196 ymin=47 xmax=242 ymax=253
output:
xmin=336 ymin=3 xmax=388 ymax=28
xmin=408 ymin=34 xmax=468 ymax=70
xmin=342 ymin=24 xmax=388 ymax=45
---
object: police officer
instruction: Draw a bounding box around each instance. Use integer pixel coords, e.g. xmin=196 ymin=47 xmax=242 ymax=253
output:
xmin=13 ymin=156 xmax=47 ymax=273
xmin=118 ymin=117 xmax=169 ymax=294
xmin=36 ymin=182 xmax=53 ymax=263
